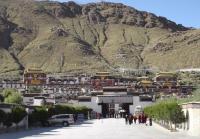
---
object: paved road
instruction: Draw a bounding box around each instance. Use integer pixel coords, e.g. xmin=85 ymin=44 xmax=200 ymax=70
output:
xmin=0 ymin=118 xmax=199 ymax=139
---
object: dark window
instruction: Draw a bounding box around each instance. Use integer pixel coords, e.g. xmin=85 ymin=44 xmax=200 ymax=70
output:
xmin=56 ymin=115 xmax=70 ymax=119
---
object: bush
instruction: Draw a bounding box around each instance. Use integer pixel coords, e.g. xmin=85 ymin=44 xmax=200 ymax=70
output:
xmin=144 ymin=101 xmax=185 ymax=130
xmin=4 ymin=93 xmax=23 ymax=104
xmin=0 ymin=109 xmax=6 ymax=124
xmin=169 ymin=104 xmax=185 ymax=126
xmin=29 ymin=105 xmax=91 ymax=127
xmin=74 ymin=106 xmax=90 ymax=117
xmin=47 ymin=105 xmax=90 ymax=117
xmin=2 ymin=89 xmax=15 ymax=98
xmin=29 ymin=107 xmax=48 ymax=126
xmin=2 ymin=89 xmax=23 ymax=104
xmin=0 ymin=94 xmax=4 ymax=102
xmin=1 ymin=106 xmax=27 ymax=128
xmin=11 ymin=106 xmax=27 ymax=127
xmin=3 ymin=113 xmax=13 ymax=128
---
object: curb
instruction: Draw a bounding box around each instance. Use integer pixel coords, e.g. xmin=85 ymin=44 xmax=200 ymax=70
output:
xmin=152 ymin=122 xmax=171 ymax=133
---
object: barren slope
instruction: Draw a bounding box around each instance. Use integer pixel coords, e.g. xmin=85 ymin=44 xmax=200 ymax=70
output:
xmin=0 ymin=0 xmax=199 ymax=75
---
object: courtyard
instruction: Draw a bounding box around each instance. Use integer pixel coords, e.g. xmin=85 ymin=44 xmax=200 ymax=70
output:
xmin=0 ymin=118 xmax=199 ymax=139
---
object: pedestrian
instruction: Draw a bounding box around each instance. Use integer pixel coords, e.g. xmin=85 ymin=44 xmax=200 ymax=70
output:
xmin=125 ymin=114 xmax=128 ymax=124
xmin=149 ymin=117 xmax=152 ymax=126
xmin=97 ymin=113 xmax=101 ymax=120
xmin=144 ymin=114 xmax=147 ymax=125
xmin=145 ymin=117 xmax=149 ymax=126
xmin=128 ymin=114 xmax=133 ymax=125
xmin=133 ymin=115 xmax=137 ymax=124
xmin=141 ymin=114 xmax=145 ymax=124
xmin=138 ymin=115 xmax=141 ymax=124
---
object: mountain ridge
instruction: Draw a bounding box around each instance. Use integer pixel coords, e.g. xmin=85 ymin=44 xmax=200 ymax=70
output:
xmin=0 ymin=0 xmax=199 ymax=76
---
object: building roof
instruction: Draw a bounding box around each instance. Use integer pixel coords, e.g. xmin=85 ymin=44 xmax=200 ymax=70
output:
xmin=0 ymin=103 xmax=23 ymax=108
xmin=23 ymin=93 xmax=51 ymax=97
xmin=24 ymin=68 xmax=45 ymax=74
xmin=78 ymin=96 xmax=91 ymax=99
xmin=140 ymin=80 xmax=153 ymax=84
xmin=91 ymin=91 xmax=104 ymax=96
xmin=103 ymin=86 xmax=127 ymax=89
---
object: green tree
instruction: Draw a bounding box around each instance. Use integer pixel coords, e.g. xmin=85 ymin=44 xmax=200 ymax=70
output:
xmin=0 ymin=109 xmax=6 ymax=124
xmin=169 ymin=104 xmax=185 ymax=130
xmin=3 ymin=113 xmax=13 ymax=128
xmin=74 ymin=106 xmax=90 ymax=117
xmin=144 ymin=101 xmax=185 ymax=130
xmin=11 ymin=106 xmax=27 ymax=129
xmin=2 ymin=89 xmax=16 ymax=98
xmin=0 ymin=94 xmax=4 ymax=102
xmin=29 ymin=107 xmax=48 ymax=126
xmin=4 ymin=92 xmax=23 ymax=104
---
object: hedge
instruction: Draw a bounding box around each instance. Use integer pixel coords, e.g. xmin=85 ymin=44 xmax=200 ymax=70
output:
xmin=0 ymin=106 xmax=27 ymax=128
xmin=29 ymin=105 xmax=91 ymax=127
xmin=0 ymin=105 xmax=91 ymax=127
xmin=144 ymin=101 xmax=185 ymax=130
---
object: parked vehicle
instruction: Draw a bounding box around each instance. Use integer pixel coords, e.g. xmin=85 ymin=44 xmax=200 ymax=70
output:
xmin=48 ymin=114 xmax=75 ymax=126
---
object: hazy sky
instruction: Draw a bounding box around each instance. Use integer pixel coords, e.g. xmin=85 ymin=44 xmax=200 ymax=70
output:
xmin=52 ymin=0 xmax=200 ymax=28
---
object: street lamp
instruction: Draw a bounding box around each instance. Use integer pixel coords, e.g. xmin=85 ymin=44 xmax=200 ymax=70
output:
xmin=25 ymin=108 xmax=30 ymax=130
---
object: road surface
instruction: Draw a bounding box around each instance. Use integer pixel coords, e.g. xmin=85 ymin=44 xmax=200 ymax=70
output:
xmin=0 ymin=118 xmax=199 ymax=139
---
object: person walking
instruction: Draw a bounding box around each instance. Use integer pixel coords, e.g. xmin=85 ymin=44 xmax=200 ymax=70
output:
xmin=128 ymin=114 xmax=133 ymax=125
xmin=133 ymin=115 xmax=137 ymax=124
xmin=144 ymin=114 xmax=147 ymax=125
xmin=138 ymin=115 xmax=141 ymax=124
xmin=149 ymin=117 xmax=152 ymax=126
xmin=141 ymin=114 xmax=145 ymax=124
xmin=125 ymin=114 xmax=128 ymax=124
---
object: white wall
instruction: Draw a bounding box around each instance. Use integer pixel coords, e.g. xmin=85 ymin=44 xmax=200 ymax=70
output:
xmin=0 ymin=108 xmax=11 ymax=113
xmin=23 ymin=97 xmax=34 ymax=106
xmin=33 ymin=99 xmax=45 ymax=106
xmin=77 ymin=97 xmax=102 ymax=113
xmin=75 ymin=96 xmax=153 ymax=114
xmin=129 ymin=96 xmax=153 ymax=114
xmin=184 ymin=108 xmax=200 ymax=136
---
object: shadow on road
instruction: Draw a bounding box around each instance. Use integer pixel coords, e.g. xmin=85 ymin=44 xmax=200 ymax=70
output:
xmin=0 ymin=120 xmax=94 ymax=139
xmin=0 ymin=127 xmax=62 ymax=139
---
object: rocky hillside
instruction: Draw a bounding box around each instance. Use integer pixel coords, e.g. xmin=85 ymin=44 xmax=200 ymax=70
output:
xmin=0 ymin=0 xmax=200 ymax=75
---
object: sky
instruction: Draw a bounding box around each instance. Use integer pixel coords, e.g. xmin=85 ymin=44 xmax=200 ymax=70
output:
xmin=53 ymin=0 xmax=200 ymax=28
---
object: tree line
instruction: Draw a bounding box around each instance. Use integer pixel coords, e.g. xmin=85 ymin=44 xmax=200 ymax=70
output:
xmin=144 ymin=101 xmax=186 ymax=130
xmin=0 ymin=104 xmax=91 ymax=129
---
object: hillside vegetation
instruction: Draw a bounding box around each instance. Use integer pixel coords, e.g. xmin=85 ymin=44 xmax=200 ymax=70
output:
xmin=0 ymin=0 xmax=200 ymax=75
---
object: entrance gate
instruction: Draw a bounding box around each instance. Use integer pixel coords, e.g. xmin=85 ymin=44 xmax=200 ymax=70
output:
xmin=97 ymin=95 xmax=133 ymax=118
xmin=101 ymin=103 xmax=131 ymax=118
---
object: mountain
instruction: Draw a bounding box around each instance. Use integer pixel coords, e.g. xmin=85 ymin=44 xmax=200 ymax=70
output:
xmin=0 ymin=0 xmax=200 ymax=76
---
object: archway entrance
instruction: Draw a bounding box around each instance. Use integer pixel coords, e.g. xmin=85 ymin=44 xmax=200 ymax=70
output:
xmin=121 ymin=103 xmax=130 ymax=114
xmin=101 ymin=103 xmax=130 ymax=118
xmin=102 ymin=103 xmax=109 ymax=118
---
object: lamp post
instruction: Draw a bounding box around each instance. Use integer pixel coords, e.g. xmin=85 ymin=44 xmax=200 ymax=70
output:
xmin=101 ymin=100 xmax=104 ymax=118
xmin=25 ymin=108 xmax=29 ymax=130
